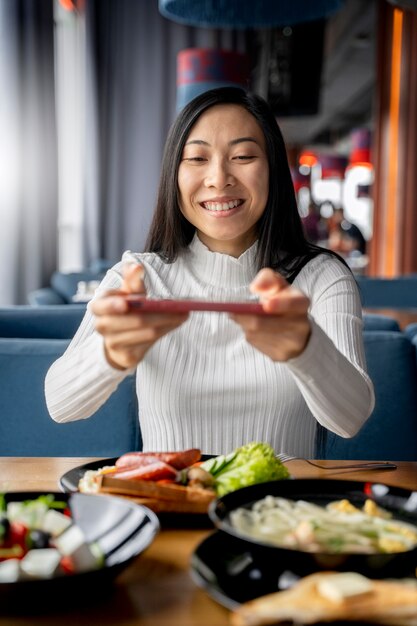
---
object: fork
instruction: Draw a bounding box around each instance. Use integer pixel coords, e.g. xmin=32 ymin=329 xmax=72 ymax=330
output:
xmin=276 ymin=454 xmax=397 ymax=470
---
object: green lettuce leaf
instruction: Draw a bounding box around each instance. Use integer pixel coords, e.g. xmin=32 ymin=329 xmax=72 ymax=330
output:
xmin=201 ymin=442 xmax=290 ymax=496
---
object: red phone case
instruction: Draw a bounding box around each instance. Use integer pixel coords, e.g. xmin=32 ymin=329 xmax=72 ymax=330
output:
xmin=126 ymin=295 xmax=268 ymax=315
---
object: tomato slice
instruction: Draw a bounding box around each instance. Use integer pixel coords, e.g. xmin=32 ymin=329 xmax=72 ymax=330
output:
xmin=60 ymin=555 xmax=76 ymax=575
xmin=9 ymin=522 xmax=28 ymax=550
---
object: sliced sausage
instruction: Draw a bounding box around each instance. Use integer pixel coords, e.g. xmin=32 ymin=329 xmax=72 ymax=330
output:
xmin=116 ymin=449 xmax=201 ymax=470
xmin=111 ymin=460 xmax=178 ymax=482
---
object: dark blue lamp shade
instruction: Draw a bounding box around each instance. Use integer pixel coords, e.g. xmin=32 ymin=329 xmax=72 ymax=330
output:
xmin=160 ymin=0 xmax=345 ymax=28
xmin=176 ymin=48 xmax=250 ymax=111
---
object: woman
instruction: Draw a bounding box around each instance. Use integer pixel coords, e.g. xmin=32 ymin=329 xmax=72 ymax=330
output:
xmin=45 ymin=87 xmax=374 ymax=458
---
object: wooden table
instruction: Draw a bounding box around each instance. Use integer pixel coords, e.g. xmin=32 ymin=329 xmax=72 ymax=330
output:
xmin=1 ymin=457 xmax=416 ymax=625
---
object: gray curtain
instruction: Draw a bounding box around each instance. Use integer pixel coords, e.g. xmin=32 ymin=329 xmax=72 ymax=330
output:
xmin=0 ymin=0 xmax=57 ymax=305
xmin=83 ymin=0 xmax=239 ymax=265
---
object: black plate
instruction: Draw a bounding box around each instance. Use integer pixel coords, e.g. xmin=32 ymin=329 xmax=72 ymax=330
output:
xmin=59 ymin=455 xmax=215 ymax=493
xmin=60 ymin=456 xmax=214 ymax=528
xmin=0 ymin=490 xmax=159 ymax=612
xmin=60 ymin=457 xmax=120 ymax=493
xmin=191 ymin=531 xmax=393 ymax=625
xmin=209 ymin=479 xmax=417 ymax=579
xmin=191 ymin=529 xmax=301 ymax=610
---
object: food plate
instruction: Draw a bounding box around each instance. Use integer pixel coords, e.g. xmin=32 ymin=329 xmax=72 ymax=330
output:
xmin=60 ymin=455 xmax=214 ymax=493
xmin=60 ymin=457 xmax=120 ymax=493
xmin=60 ymin=456 xmax=215 ymax=528
xmin=191 ymin=529 xmax=301 ymax=610
xmin=0 ymin=491 xmax=159 ymax=612
xmin=191 ymin=532 xmax=406 ymax=626
xmin=209 ymin=479 xmax=417 ymax=579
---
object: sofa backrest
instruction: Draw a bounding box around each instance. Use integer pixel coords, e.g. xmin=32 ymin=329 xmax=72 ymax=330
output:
xmin=0 ymin=338 xmax=141 ymax=456
xmin=322 ymin=330 xmax=417 ymax=461
xmin=356 ymin=275 xmax=417 ymax=309
xmin=0 ymin=305 xmax=87 ymax=339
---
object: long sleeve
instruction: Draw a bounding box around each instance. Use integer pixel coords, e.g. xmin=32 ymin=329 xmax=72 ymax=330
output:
xmin=45 ymin=263 xmax=134 ymax=423
xmin=287 ymin=256 xmax=375 ymax=438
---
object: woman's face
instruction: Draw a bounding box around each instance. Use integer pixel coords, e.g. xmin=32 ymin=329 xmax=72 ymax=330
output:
xmin=178 ymin=104 xmax=269 ymax=257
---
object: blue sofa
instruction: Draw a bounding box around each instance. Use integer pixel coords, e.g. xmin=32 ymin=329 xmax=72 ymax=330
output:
xmin=0 ymin=338 xmax=140 ymax=456
xmin=0 ymin=305 xmax=87 ymax=339
xmin=322 ymin=330 xmax=417 ymax=461
xmin=362 ymin=313 xmax=400 ymax=332
xmin=1 ymin=306 xmax=416 ymax=460
xmin=27 ymin=260 xmax=111 ymax=305
xmin=356 ymin=275 xmax=417 ymax=309
xmin=0 ymin=305 xmax=141 ymax=457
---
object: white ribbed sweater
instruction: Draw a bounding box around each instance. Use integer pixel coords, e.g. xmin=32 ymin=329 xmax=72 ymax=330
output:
xmin=45 ymin=236 xmax=374 ymax=457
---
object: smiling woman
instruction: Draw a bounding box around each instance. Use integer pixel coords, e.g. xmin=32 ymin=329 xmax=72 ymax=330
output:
xmin=45 ymin=87 xmax=374 ymax=460
xmin=178 ymin=104 xmax=269 ymax=257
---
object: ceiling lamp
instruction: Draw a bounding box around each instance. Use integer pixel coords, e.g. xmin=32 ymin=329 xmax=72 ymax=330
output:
xmin=299 ymin=151 xmax=318 ymax=168
xmin=159 ymin=0 xmax=345 ymax=29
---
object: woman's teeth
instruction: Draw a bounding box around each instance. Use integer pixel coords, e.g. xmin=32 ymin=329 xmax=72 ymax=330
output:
xmin=203 ymin=200 xmax=241 ymax=211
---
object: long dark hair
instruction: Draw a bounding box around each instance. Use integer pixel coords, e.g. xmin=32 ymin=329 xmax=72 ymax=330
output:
xmin=145 ymin=86 xmax=343 ymax=280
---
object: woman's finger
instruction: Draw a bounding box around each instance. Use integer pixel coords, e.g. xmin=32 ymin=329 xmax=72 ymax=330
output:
xmin=262 ymin=290 xmax=310 ymax=314
xmin=121 ymin=263 xmax=145 ymax=293
xmin=250 ymin=268 xmax=288 ymax=298
xmin=95 ymin=311 xmax=189 ymax=334
xmin=91 ymin=295 xmax=130 ymax=316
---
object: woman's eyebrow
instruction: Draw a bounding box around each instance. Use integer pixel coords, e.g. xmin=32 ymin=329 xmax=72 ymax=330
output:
xmin=229 ymin=136 xmax=259 ymax=146
xmin=185 ymin=139 xmax=209 ymax=146
xmin=185 ymin=136 xmax=260 ymax=147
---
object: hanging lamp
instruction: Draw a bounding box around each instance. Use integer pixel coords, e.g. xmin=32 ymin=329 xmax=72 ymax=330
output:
xmin=159 ymin=0 xmax=345 ymax=29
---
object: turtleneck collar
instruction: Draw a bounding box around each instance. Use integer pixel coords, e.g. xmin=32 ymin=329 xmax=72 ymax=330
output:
xmin=186 ymin=234 xmax=259 ymax=288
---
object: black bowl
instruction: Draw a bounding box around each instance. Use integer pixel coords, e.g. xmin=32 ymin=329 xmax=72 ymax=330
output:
xmin=0 ymin=491 xmax=159 ymax=611
xmin=208 ymin=479 xmax=417 ymax=579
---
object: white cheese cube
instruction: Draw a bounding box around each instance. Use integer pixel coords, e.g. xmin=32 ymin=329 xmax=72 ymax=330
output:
xmin=317 ymin=572 xmax=373 ymax=603
xmin=42 ymin=509 xmax=72 ymax=537
xmin=54 ymin=524 xmax=101 ymax=573
xmin=0 ymin=559 xmax=21 ymax=582
xmin=20 ymin=549 xmax=61 ymax=579
xmin=7 ymin=501 xmax=48 ymax=529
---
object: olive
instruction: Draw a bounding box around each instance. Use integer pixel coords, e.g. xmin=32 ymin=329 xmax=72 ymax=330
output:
xmin=28 ymin=529 xmax=51 ymax=549
xmin=0 ymin=516 xmax=10 ymax=542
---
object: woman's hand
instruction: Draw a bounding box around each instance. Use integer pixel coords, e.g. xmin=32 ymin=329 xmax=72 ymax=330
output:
xmin=90 ymin=263 xmax=188 ymax=370
xmin=231 ymin=268 xmax=311 ymax=361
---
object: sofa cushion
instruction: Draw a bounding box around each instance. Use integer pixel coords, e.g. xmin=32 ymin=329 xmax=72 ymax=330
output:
xmin=51 ymin=271 xmax=102 ymax=303
xmin=363 ymin=313 xmax=400 ymax=332
xmin=0 ymin=338 xmax=141 ymax=456
xmin=404 ymin=322 xmax=417 ymax=342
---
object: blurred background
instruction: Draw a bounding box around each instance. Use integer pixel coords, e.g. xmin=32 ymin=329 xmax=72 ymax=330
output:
xmin=0 ymin=0 xmax=416 ymax=306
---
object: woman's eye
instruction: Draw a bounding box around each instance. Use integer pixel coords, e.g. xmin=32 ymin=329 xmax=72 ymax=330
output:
xmin=183 ymin=157 xmax=206 ymax=162
xmin=233 ymin=155 xmax=256 ymax=161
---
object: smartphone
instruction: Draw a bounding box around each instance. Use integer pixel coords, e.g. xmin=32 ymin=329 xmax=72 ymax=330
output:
xmin=126 ymin=295 xmax=269 ymax=315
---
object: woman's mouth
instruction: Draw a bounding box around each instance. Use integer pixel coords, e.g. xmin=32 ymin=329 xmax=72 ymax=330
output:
xmin=200 ymin=199 xmax=244 ymax=212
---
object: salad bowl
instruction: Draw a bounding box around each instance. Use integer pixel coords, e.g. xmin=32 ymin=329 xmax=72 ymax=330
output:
xmin=208 ymin=478 xmax=417 ymax=579
xmin=0 ymin=491 xmax=159 ymax=611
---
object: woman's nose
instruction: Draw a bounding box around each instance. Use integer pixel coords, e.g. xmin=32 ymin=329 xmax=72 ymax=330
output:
xmin=204 ymin=159 xmax=234 ymax=188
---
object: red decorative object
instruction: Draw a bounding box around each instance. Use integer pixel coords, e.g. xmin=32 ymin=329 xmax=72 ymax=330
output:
xmin=318 ymin=154 xmax=347 ymax=178
xmin=349 ymin=128 xmax=372 ymax=167
xmin=59 ymin=0 xmax=76 ymax=11
xmin=176 ymin=48 xmax=250 ymax=111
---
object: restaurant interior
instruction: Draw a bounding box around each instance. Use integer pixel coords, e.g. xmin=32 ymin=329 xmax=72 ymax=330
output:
xmin=0 ymin=1 xmax=416 ymax=624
